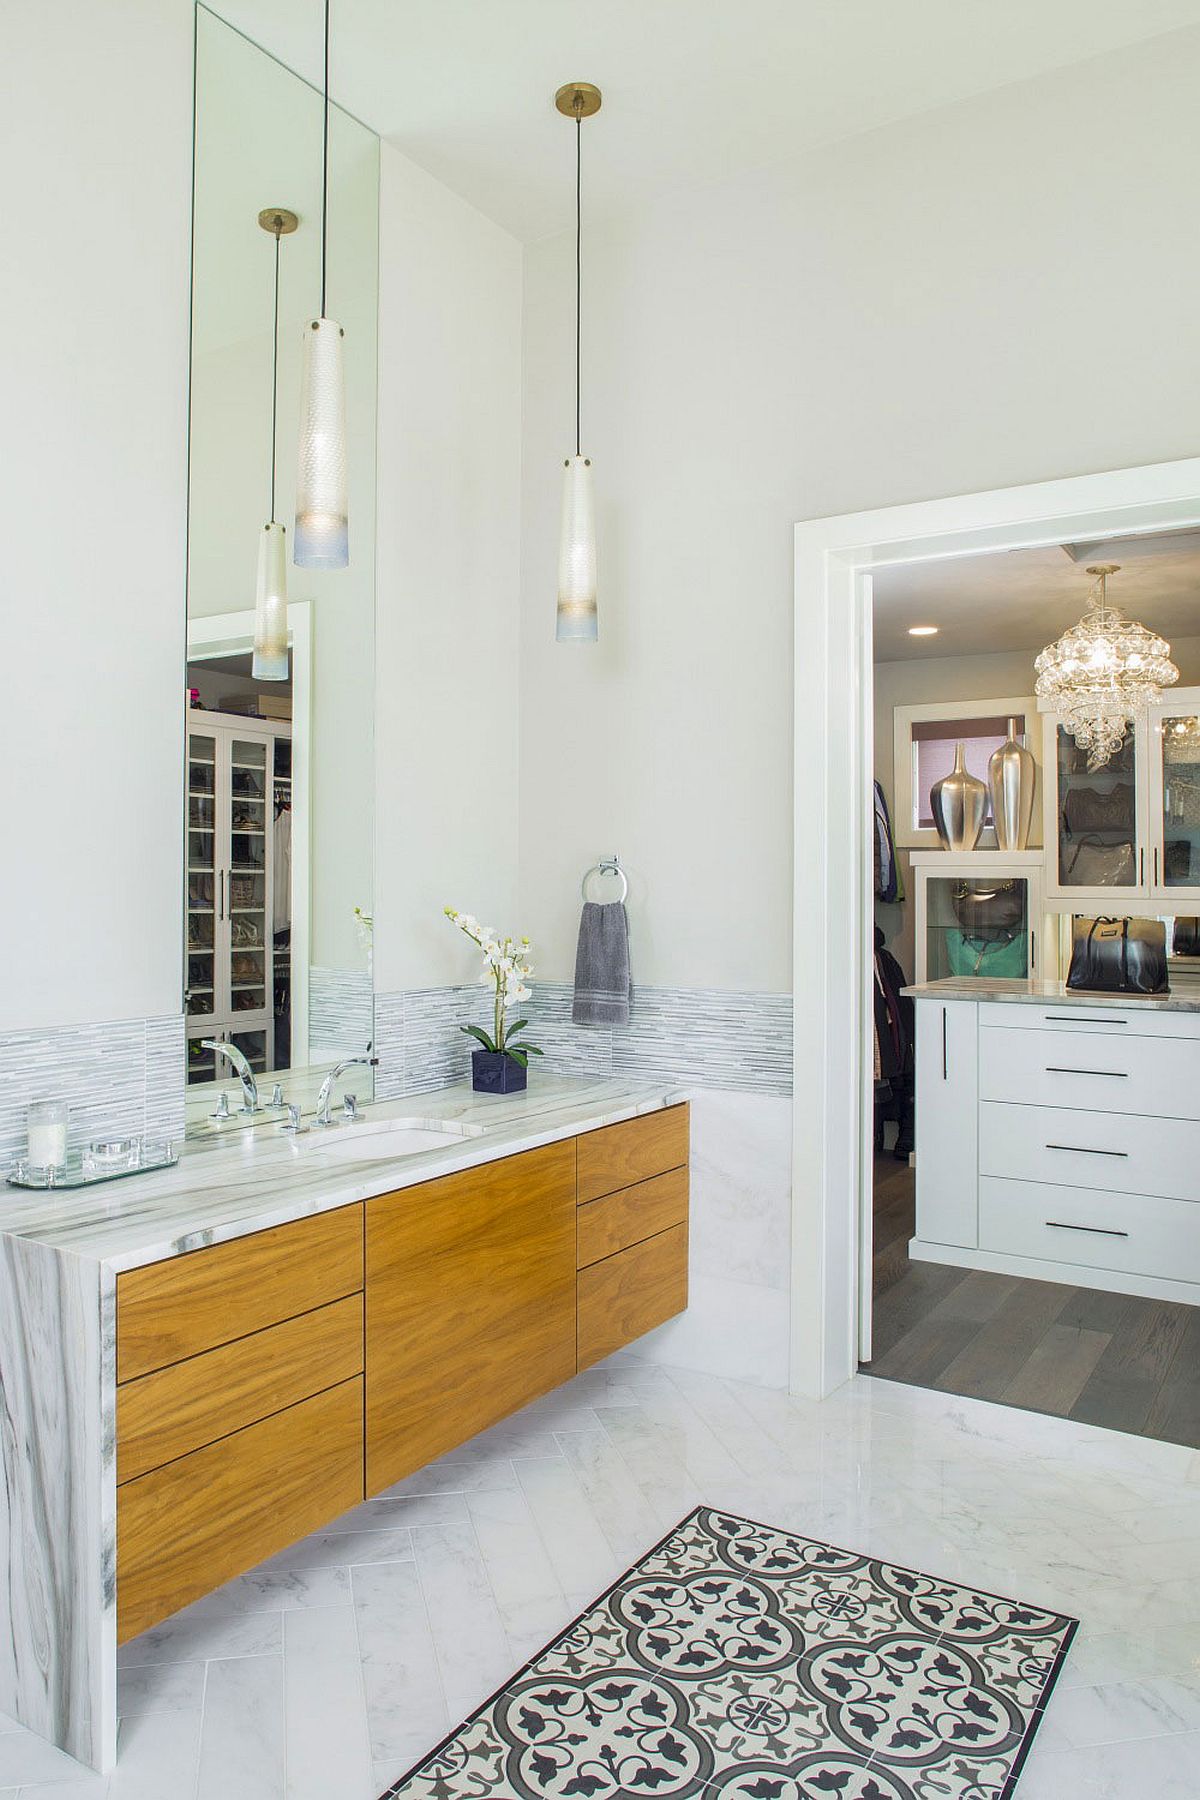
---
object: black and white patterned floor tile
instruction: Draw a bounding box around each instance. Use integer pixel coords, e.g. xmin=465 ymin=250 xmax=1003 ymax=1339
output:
xmin=378 ymin=1506 xmax=1076 ymax=1800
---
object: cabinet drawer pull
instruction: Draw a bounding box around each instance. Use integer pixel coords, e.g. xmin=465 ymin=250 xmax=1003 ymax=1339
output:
xmin=1045 ymin=1219 xmax=1129 ymax=1240
xmin=1044 ymin=1014 xmax=1127 ymax=1024
xmin=1045 ymin=1066 xmax=1128 ymax=1079
xmin=1045 ymin=1142 xmax=1129 ymax=1158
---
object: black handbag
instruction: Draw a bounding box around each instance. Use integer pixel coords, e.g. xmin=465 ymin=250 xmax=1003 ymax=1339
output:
xmin=1173 ymin=918 xmax=1200 ymax=956
xmin=1067 ymin=916 xmax=1168 ymax=995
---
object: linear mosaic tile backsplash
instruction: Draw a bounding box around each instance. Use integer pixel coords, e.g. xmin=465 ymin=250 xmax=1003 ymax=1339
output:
xmin=374 ymin=983 xmax=792 ymax=1099
xmin=0 ymin=1014 xmax=186 ymax=1171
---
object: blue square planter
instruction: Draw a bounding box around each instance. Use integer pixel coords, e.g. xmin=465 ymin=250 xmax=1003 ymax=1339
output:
xmin=471 ymin=1049 xmax=527 ymax=1094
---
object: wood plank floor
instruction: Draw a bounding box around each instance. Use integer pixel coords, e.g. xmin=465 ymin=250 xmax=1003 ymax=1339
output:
xmin=863 ymin=1150 xmax=1200 ymax=1449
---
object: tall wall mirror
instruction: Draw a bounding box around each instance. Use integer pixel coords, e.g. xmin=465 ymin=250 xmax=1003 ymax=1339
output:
xmin=185 ymin=5 xmax=377 ymax=1123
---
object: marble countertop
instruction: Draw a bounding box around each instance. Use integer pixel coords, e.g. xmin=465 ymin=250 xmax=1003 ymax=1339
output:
xmin=903 ymin=976 xmax=1200 ymax=1012
xmin=0 ymin=1075 xmax=686 ymax=1272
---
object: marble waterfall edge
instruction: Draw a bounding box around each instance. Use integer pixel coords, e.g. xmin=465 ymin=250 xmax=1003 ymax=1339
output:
xmin=0 ymin=1233 xmax=113 ymax=1770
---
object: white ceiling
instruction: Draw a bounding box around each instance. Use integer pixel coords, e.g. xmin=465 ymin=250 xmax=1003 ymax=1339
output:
xmin=872 ymin=533 xmax=1200 ymax=663
xmin=211 ymin=0 xmax=1200 ymax=241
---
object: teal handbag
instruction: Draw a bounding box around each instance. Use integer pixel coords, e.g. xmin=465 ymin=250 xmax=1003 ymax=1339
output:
xmin=946 ymin=928 xmax=1027 ymax=979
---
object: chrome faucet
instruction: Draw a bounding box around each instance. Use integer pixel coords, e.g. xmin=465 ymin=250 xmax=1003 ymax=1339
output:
xmin=314 ymin=1055 xmax=379 ymax=1127
xmin=201 ymin=1040 xmax=261 ymax=1115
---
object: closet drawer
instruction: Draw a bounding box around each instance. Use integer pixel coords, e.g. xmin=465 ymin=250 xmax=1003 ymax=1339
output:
xmin=577 ymin=1168 xmax=689 ymax=1269
xmin=577 ymin=1224 xmax=688 ymax=1370
xmin=980 ymin=1177 xmax=1200 ymax=1286
xmin=117 ymin=1376 xmax=363 ymax=1643
xmin=117 ymin=1293 xmax=363 ymax=1485
xmin=576 ymin=1105 xmax=689 ymax=1204
xmin=117 ymin=1206 xmax=363 ymax=1381
xmin=980 ymin=1027 xmax=1200 ymax=1120
xmin=980 ymin=1101 xmax=1200 ymax=1202
xmin=979 ymin=1002 xmax=1200 ymax=1040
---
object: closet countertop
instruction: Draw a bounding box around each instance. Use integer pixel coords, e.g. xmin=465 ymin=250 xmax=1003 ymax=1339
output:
xmin=903 ymin=976 xmax=1200 ymax=1012
xmin=0 ymin=1074 xmax=686 ymax=1272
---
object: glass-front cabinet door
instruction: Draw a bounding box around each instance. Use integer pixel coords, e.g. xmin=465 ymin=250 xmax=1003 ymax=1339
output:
xmin=1150 ymin=696 xmax=1200 ymax=903
xmin=911 ymin=852 xmax=1043 ymax=984
xmin=1042 ymin=717 xmax=1149 ymax=906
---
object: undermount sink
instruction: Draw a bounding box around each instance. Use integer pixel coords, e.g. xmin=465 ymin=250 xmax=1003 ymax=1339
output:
xmin=299 ymin=1117 xmax=483 ymax=1161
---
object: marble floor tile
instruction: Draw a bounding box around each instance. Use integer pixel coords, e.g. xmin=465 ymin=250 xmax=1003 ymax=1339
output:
xmin=350 ymin=1558 xmax=448 ymax=1767
xmin=513 ymin=1454 xmax=626 ymax=1602
xmin=282 ymin=1607 xmax=374 ymax=1800
xmin=117 ymin=1603 xmax=284 ymax=1668
xmin=195 ymin=1655 xmax=285 ymax=1800
xmin=114 ymin=1660 xmax=205 ymax=1717
xmin=259 ymin=1526 xmax=415 ymax=1574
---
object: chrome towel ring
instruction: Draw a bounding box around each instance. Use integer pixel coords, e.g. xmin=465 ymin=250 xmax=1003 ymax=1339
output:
xmin=581 ymin=854 xmax=629 ymax=903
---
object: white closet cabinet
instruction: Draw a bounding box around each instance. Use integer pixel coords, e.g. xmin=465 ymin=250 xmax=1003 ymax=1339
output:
xmin=185 ymin=712 xmax=291 ymax=1084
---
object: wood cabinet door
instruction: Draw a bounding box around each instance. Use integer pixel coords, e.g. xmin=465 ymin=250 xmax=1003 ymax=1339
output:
xmin=365 ymin=1140 xmax=576 ymax=1494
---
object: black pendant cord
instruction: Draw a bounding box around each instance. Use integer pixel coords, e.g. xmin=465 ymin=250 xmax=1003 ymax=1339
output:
xmin=320 ymin=0 xmax=330 ymax=318
xmin=575 ymin=110 xmax=582 ymax=459
xmin=270 ymin=227 xmax=280 ymax=523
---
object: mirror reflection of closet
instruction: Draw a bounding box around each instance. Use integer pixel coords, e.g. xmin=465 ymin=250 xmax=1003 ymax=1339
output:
xmin=185 ymin=6 xmax=378 ymax=1116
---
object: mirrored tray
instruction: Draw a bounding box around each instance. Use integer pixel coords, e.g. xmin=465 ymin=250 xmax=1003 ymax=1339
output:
xmin=7 ymin=1141 xmax=178 ymax=1191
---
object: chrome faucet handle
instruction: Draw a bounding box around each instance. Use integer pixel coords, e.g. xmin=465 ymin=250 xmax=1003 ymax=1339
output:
xmin=281 ymin=1104 xmax=305 ymax=1135
xmin=342 ymin=1093 xmax=360 ymax=1121
xmin=211 ymin=1091 xmax=231 ymax=1121
xmin=270 ymin=1083 xmax=285 ymax=1109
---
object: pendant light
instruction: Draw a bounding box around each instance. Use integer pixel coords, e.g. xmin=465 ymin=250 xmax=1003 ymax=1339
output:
xmin=294 ymin=0 xmax=348 ymax=568
xmin=1035 ymin=563 xmax=1179 ymax=770
xmin=253 ymin=207 xmax=298 ymax=680
xmin=554 ymin=81 xmax=602 ymax=642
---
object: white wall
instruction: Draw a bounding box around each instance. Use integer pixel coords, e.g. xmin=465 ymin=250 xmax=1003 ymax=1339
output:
xmin=373 ymin=145 xmax=524 ymax=993
xmin=518 ymin=25 xmax=1200 ymax=991
xmin=0 ymin=0 xmax=193 ymax=1031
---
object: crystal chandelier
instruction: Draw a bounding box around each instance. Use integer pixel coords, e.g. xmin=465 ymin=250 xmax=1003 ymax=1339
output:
xmin=1035 ymin=563 xmax=1178 ymax=770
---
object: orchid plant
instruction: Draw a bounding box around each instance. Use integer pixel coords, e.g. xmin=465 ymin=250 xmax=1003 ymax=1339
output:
xmin=444 ymin=908 xmax=544 ymax=1068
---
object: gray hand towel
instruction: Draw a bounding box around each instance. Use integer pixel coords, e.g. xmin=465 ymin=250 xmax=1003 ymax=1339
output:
xmin=572 ymin=901 xmax=631 ymax=1025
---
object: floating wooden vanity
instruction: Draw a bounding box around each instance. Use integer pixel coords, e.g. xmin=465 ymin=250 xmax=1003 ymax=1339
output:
xmin=106 ymin=1102 xmax=689 ymax=1648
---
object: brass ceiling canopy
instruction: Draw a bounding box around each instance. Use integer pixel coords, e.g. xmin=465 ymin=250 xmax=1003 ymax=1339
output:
xmin=555 ymin=82 xmax=602 ymax=119
xmin=257 ymin=208 xmax=299 ymax=237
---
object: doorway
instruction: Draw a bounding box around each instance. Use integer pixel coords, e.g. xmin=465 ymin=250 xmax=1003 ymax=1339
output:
xmin=789 ymin=456 xmax=1200 ymax=1408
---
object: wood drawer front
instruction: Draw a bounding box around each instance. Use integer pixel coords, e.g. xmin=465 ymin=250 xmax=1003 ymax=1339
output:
xmin=117 ymin=1293 xmax=363 ymax=1486
xmin=577 ymin=1224 xmax=688 ymax=1371
xmin=117 ymin=1376 xmax=363 ymax=1644
xmin=980 ymin=1100 xmax=1200 ymax=1202
xmin=366 ymin=1140 xmax=576 ymax=1495
xmin=117 ymin=1206 xmax=363 ymax=1381
xmin=980 ymin=1026 xmax=1200 ymax=1120
xmin=577 ymin=1168 xmax=688 ymax=1269
xmin=978 ymin=1001 xmax=1200 ymax=1040
xmin=576 ymin=1105 xmax=689 ymax=1204
xmin=979 ymin=1177 xmax=1200 ymax=1286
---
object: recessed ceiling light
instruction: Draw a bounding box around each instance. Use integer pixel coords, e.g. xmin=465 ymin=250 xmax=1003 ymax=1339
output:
xmin=908 ymin=625 xmax=938 ymax=637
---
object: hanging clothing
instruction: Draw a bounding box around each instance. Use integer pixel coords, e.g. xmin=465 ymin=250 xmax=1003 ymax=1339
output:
xmin=873 ymin=926 xmax=914 ymax=1157
xmin=273 ymin=804 xmax=292 ymax=933
xmin=873 ymin=782 xmax=904 ymax=903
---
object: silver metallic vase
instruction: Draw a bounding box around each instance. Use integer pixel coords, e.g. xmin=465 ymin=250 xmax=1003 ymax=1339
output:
xmin=988 ymin=717 xmax=1036 ymax=851
xmin=930 ymin=742 xmax=987 ymax=851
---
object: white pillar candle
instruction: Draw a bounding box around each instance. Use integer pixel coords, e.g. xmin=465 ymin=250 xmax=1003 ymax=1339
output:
xmin=27 ymin=1100 xmax=68 ymax=1170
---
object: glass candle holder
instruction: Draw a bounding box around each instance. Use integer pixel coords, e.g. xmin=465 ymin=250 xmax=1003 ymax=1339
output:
xmin=27 ymin=1100 xmax=68 ymax=1172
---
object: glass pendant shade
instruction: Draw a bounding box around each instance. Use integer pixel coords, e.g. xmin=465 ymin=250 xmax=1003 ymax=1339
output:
xmin=556 ymin=455 xmax=598 ymax=642
xmin=252 ymin=522 xmax=289 ymax=680
xmin=294 ymin=317 xmax=348 ymax=568
xmin=1035 ymin=565 xmax=1178 ymax=770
